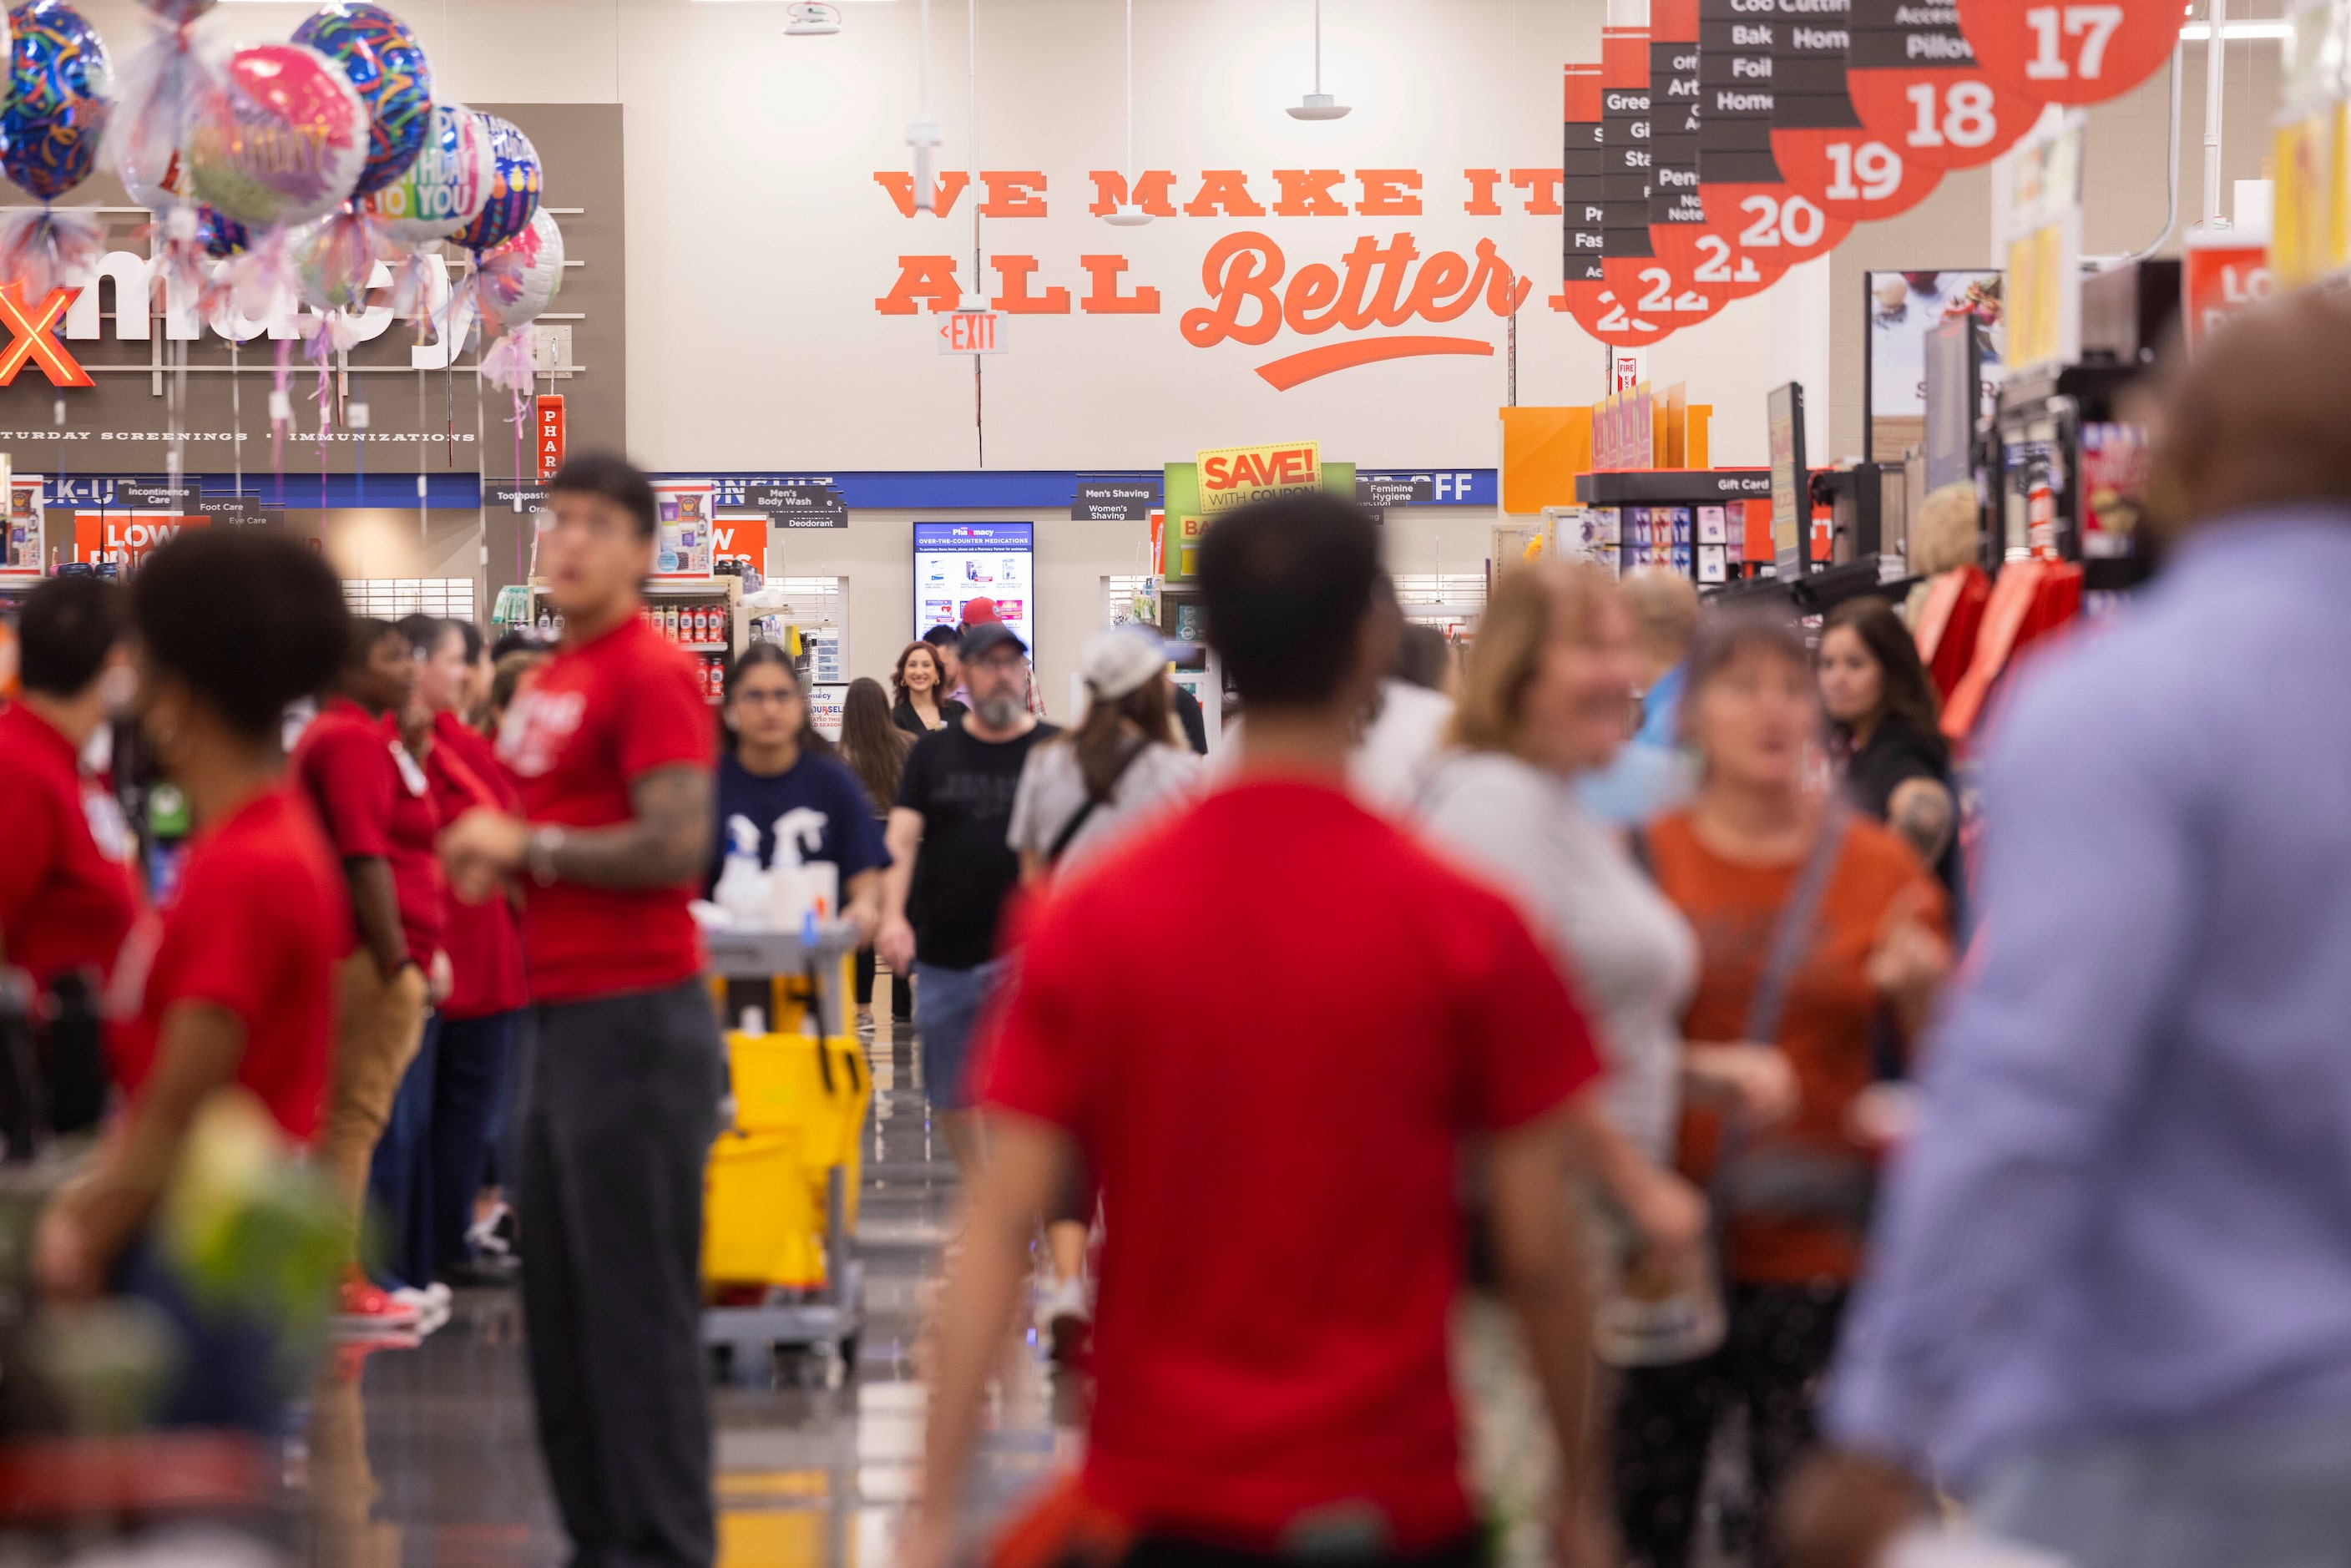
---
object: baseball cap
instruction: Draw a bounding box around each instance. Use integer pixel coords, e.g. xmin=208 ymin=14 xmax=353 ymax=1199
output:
xmin=959 ymin=620 xmax=1028 ymax=661
xmin=1079 ymin=625 xmax=1167 ymax=701
xmin=959 ymin=595 xmax=999 ymax=626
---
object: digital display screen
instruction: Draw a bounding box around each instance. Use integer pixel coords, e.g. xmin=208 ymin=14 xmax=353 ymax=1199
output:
xmin=913 ymin=522 xmax=1035 ymax=657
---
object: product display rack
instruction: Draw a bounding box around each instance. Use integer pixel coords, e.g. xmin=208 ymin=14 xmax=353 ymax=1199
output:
xmin=525 ymin=576 xmax=746 ymax=702
xmin=1571 ymin=469 xmax=1772 ymax=589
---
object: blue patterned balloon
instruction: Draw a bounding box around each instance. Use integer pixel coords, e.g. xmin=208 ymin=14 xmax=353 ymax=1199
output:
xmin=1 ymin=1 xmax=113 ymax=203
xmin=453 ymin=112 xmax=540 ymax=255
xmin=291 ymin=3 xmax=432 ymax=200
xmin=195 ymin=203 xmax=248 ymax=258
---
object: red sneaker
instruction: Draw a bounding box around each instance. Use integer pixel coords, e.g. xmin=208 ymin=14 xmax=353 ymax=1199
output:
xmin=332 ymin=1271 xmax=422 ymax=1334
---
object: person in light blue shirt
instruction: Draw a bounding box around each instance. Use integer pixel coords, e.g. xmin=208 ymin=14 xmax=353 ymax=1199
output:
xmin=1579 ymin=568 xmax=1696 ymax=825
xmin=1797 ymin=293 xmax=2351 ymax=1568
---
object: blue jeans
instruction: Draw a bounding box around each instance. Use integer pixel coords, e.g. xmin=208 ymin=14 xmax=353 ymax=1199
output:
xmin=913 ymin=959 xmax=1004 ymax=1112
xmin=1970 ymin=1405 xmax=2351 ymax=1568
xmin=430 ymin=1009 xmax=524 ymax=1271
xmin=367 ymin=1013 xmax=439 ymax=1289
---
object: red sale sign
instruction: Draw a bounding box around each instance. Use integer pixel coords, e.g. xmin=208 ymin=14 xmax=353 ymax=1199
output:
xmin=2183 ymin=242 xmax=2273 ymax=349
xmin=1957 ymin=0 xmax=2176 ymax=108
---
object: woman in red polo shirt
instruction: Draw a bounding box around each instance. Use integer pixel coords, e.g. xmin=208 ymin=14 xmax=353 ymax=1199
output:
xmin=33 ymin=530 xmax=350 ymax=1430
xmin=0 ymin=575 xmax=139 ymax=1134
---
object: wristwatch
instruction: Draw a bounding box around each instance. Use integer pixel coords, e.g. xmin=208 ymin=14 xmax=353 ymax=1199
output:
xmin=525 ymin=825 xmax=566 ymax=888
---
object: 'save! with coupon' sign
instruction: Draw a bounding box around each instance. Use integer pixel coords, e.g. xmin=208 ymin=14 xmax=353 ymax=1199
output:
xmin=1196 ymin=441 xmax=1322 ymax=513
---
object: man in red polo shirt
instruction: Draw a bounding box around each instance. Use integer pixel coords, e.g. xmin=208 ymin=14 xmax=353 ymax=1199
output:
xmin=0 ymin=575 xmax=139 ymax=1134
xmin=914 ymin=494 xmax=1606 ymax=1568
xmin=441 ymin=453 xmax=720 ymax=1568
xmin=292 ymin=617 xmax=439 ymax=1332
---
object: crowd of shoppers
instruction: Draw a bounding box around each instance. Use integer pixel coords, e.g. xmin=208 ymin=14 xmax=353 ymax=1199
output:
xmin=13 ymin=292 xmax=2351 ymax=1568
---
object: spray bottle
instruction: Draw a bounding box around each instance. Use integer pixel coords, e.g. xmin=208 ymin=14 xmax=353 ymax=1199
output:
xmin=767 ymin=809 xmax=838 ymax=929
xmin=713 ymin=815 xmax=770 ymax=928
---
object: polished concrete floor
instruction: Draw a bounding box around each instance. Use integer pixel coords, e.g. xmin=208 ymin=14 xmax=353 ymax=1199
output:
xmin=312 ymin=1015 xmax=1074 ymax=1567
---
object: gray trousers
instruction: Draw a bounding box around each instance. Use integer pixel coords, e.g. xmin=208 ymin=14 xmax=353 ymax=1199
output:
xmin=521 ymin=982 xmax=724 ymax=1568
xmin=1971 ymin=1404 xmax=2351 ymax=1568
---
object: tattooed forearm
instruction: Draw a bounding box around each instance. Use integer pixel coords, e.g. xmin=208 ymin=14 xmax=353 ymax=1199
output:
xmin=1888 ymin=776 xmax=1956 ymax=867
xmin=545 ymin=765 xmax=715 ymax=889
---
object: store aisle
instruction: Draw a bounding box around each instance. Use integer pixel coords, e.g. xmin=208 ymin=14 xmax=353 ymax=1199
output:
xmin=315 ymin=1015 xmax=1072 ymax=1566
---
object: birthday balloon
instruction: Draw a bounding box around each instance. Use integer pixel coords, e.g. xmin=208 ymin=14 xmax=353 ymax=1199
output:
xmin=474 ymin=207 xmax=562 ymax=336
xmin=452 ymin=112 xmax=538 ymax=255
xmin=186 ymin=43 xmax=367 ymax=228
xmin=291 ymin=3 xmax=431 ymax=200
xmin=3 ymin=1 xmax=114 ymax=202
xmin=195 ymin=202 xmax=247 ymax=258
xmin=291 ymin=205 xmax=384 ymax=311
xmin=364 ymin=99 xmax=489 ymax=243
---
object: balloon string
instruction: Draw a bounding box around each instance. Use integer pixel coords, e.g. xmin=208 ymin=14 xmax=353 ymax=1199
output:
xmin=273 ymin=336 xmax=292 ymax=499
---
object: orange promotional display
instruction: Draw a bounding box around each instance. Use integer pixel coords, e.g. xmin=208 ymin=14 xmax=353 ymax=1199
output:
xmin=2183 ymin=240 xmax=2275 ymax=349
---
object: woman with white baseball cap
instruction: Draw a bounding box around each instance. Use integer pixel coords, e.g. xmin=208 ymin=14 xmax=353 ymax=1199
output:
xmin=1007 ymin=624 xmax=1203 ymax=883
xmin=1004 ymin=622 xmax=1203 ymax=1357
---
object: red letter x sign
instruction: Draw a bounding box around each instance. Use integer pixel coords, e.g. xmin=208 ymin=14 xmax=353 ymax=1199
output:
xmin=0 ymin=284 xmax=91 ymax=387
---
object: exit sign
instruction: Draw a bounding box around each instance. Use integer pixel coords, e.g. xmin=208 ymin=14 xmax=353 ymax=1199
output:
xmin=939 ymin=311 xmax=1007 ymax=355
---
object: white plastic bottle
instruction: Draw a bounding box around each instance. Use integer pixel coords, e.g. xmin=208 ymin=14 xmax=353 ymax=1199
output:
xmin=713 ymin=815 xmax=770 ymax=928
xmin=767 ymin=807 xmax=838 ymax=928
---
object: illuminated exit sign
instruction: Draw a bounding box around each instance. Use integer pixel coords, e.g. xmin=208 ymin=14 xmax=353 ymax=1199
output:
xmin=938 ymin=311 xmax=1006 ymax=355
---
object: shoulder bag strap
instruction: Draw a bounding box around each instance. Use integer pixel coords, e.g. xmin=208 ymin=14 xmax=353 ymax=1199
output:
xmin=1741 ymin=798 xmax=1851 ymax=1047
xmin=1046 ymin=736 xmax=1151 ymax=865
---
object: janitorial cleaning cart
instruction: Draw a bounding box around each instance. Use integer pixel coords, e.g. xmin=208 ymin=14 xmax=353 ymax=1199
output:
xmin=700 ymin=923 xmax=870 ymax=1385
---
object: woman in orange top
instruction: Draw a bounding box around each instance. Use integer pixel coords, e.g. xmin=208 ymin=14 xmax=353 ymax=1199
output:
xmin=1615 ymin=608 xmax=1949 ymax=1567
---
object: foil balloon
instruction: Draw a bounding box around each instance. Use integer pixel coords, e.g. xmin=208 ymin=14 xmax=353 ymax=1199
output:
xmin=107 ymin=18 xmax=222 ymax=212
xmin=186 ymin=43 xmax=368 ymax=228
xmin=452 ymin=112 xmax=539 ymax=255
xmin=473 ymin=207 xmax=562 ymax=336
xmin=291 ymin=205 xmax=386 ymax=312
xmin=364 ymin=99 xmax=489 ymax=243
xmin=3 ymin=1 xmax=114 ymax=202
xmin=291 ymin=3 xmax=432 ymax=200
xmin=195 ymin=202 xmax=247 ymax=258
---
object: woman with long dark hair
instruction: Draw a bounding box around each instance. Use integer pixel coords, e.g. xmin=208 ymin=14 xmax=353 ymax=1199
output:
xmin=1818 ymin=597 xmax=1962 ymax=896
xmin=838 ymin=675 xmax=914 ymax=1030
xmin=891 ymin=640 xmax=967 ymax=736
xmin=707 ymin=645 xmax=888 ymax=944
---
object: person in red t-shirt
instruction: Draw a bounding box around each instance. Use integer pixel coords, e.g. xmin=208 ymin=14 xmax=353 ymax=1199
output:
xmin=914 ymin=494 xmax=1609 ymax=1568
xmin=291 ymin=616 xmax=442 ymax=1333
xmin=33 ymin=530 xmax=348 ymax=1431
xmin=0 ymin=575 xmax=139 ymax=1135
xmin=401 ymin=615 xmax=529 ymax=1286
xmin=441 ymin=453 xmax=720 ymax=1568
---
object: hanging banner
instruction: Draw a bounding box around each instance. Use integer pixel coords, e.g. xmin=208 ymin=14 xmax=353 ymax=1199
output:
xmin=1846 ymin=0 xmax=2035 ymax=175
xmin=1696 ymin=0 xmax=1854 ymax=279
xmin=1195 ymin=440 xmax=1324 ymax=513
xmin=2182 ymin=239 xmax=2274 ymax=348
xmin=1956 ymin=0 xmax=2177 ymax=109
xmin=1770 ymin=0 xmax=1945 ymax=223
xmin=1996 ymin=109 xmax=2086 ymax=375
xmin=711 ymin=511 xmax=769 ymax=575
xmin=73 ymin=510 xmax=205 ymax=569
xmin=535 ymin=394 xmax=565 ymax=480
xmin=1601 ymin=20 xmax=1726 ymax=341
xmin=650 ymin=481 xmax=716 ymax=576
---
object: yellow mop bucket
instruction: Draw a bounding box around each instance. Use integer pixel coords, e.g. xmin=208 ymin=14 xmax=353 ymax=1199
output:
xmin=727 ymin=1029 xmax=871 ymax=1232
xmin=704 ymin=1128 xmax=823 ymax=1290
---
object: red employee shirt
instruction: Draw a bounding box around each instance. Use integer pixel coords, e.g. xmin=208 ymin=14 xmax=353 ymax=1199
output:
xmin=380 ymin=720 xmax=447 ymax=968
xmin=495 ymin=615 xmax=715 ymax=1004
xmin=978 ymin=779 xmax=1602 ymax=1553
xmin=291 ymin=697 xmax=396 ymax=958
xmin=0 ymin=702 xmax=139 ymax=993
xmin=111 ymin=786 xmax=346 ymax=1143
xmin=427 ymin=712 xmax=527 ymax=1019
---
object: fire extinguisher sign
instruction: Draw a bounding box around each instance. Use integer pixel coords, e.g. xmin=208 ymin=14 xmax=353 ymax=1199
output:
xmin=535 ymin=395 xmax=566 ymax=480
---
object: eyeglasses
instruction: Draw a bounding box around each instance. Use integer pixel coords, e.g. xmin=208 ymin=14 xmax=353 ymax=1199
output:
xmin=731 ymin=688 xmax=801 ymax=708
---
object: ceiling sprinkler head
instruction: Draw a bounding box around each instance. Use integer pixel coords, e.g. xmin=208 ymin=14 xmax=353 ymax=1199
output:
xmin=785 ymin=3 xmax=842 ymax=37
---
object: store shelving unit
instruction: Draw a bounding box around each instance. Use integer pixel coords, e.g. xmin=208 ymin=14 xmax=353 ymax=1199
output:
xmin=523 ymin=575 xmax=746 ymax=701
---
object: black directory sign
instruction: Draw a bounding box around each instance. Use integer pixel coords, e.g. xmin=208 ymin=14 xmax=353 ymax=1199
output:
xmin=117 ymin=480 xmax=199 ymax=509
xmin=1355 ymin=473 xmax=1436 ymax=508
xmin=1071 ymin=481 xmax=1157 ymax=522
xmin=192 ymin=493 xmax=285 ymax=529
xmin=1651 ymin=14 xmax=1706 ymax=230
xmin=1701 ymin=0 xmax=1782 ymax=184
xmin=1564 ymin=64 xmax=1608 ymax=284
xmin=490 ymin=483 xmax=552 ymax=513
xmin=757 ymin=483 xmax=850 ymax=529
xmin=1601 ymin=39 xmax=1656 ymax=261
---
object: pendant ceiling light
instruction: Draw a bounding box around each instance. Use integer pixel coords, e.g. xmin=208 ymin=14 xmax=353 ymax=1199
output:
xmin=1287 ymin=0 xmax=1350 ymax=120
xmin=1104 ymin=0 xmax=1153 ymax=225
xmin=905 ymin=0 xmax=942 ymax=210
xmin=784 ymin=3 xmax=842 ymax=36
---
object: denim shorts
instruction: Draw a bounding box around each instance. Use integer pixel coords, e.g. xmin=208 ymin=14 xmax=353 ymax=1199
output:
xmin=913 ymin=959 xmax=1005 ymax=1112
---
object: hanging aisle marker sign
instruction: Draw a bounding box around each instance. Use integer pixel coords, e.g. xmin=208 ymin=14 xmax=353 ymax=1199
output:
xmin=1770 ymin=0 xmax=1945 ymax=222
xmin=1604 ymin=22 xmax=1727 ymax=341
xmin=1697 ymin=0 xmax=1856 ymax=274
xmin=1847 ymin=0 xmax=2035 ymax=174
xmin=1649 ymin=0 xmax=1749 ymax=298
xmin=534 ymin=394 xmax=565 ymax=480
xmin=1956 ymin=0 xmax=2175 ymax=108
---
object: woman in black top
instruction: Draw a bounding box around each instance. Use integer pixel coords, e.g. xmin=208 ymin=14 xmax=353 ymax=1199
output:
xmin=890 ymin=640 xmax=968 ymax=736
xmin=1818 ymin=597 xmax=1963 ymax=899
